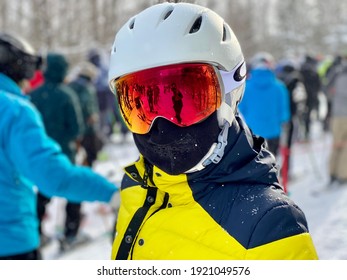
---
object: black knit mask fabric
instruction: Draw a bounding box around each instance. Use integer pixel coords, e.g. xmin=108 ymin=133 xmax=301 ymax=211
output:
xmin=133 ymin=112 xmax=221 ymax=175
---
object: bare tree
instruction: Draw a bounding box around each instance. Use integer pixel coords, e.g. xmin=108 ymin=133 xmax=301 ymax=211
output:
xmin=1 ymin=0 xmax=346 ymax=64
xmin=0 ymin=1 xmax=8 ymax=29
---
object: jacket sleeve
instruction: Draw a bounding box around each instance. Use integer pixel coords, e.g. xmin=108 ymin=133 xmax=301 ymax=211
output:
xmin=6 ymin=98 xmax=117 ymax=203
xmin=246 ymin=203 xmax=318 ymax=260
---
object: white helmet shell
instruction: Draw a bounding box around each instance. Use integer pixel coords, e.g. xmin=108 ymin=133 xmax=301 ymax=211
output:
xmin=108 ymin=3 xmax=247 ymax=171
xmin=108 ymin=2 xmax=244 ymax=82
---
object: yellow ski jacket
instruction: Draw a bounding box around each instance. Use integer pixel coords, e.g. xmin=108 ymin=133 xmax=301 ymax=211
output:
xmin=111 ymin=118 xmax=318 ymax=260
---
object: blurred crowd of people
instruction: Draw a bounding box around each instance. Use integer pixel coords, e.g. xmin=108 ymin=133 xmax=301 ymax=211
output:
xmin=0 ymin=33 xmax=120 ymax=260
xmin=1 ymin=34 xmax=131 ymax=259
xmin=25 ymin=49 xmax=130 ymax=250
xmin=240 ymin=51 xmax=347 ymax=189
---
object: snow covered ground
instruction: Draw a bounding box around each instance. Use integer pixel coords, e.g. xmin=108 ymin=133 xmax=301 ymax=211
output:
xmin=41 ymin=121 xmax=347 ymax=260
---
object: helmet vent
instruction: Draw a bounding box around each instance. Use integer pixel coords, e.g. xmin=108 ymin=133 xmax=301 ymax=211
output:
xmin=222 ymin=25 xmax=227 ymax=41
xmin=163 ymin=8 xmax=174 ymax=20
xmin=129 ymin=18 xmax=135 ymax=30
xmin=222 ymin=24 xmax=230 ymax=41
xmin=189 ymin=16 xmax=202 ymax=34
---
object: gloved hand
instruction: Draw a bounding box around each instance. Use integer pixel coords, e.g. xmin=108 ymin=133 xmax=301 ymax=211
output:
xmin=96 ymin=191 xmax=120 ymax=216
xmin=109 ymin=191 xmax=120 ymax=212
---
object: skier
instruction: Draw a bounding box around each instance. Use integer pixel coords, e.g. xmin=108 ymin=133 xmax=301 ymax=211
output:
xmin=325 ymin=55 xmax=347 ymax=187
xmin=276 ymin=60 xmax=306 ymax=186
xmin=321 ymin=55 xmax=342 ymax=132
xmin=68 ymin=61 xmax=103 ymax=167
xmin=0 ymin=32 xmax=118 ymax=260
xmin=88 ymin=48 xmax=129 ymax=143
xmin=239 ymin=52 xmax=291 ymax=158
xmin=107 ymin=3 xmax=318 ymax=259
xmin=29 ymin=52 xmax=87 ymax=248
xmin=300 ymin=55 xmax=321 ymax=141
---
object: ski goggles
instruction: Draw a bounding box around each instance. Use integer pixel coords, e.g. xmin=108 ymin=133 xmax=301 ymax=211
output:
xmin=110 ymin=61 xmax=246 ymax=134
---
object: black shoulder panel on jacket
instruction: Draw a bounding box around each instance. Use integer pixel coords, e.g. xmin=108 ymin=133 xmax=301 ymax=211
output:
xmin=248 ymin=200 xmax=308 ymax=248
xmin=121 ymin=172 xmax=139 ymax=190
xmin=191 ymin=183 xmax=309 ymax=249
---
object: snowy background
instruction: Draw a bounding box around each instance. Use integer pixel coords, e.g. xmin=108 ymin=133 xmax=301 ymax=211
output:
xmin=40 ymin=119 xmax=347 ymax=260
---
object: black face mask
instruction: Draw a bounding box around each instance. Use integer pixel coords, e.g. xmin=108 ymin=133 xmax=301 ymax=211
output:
xmin=133 ymin=112 xmax=221 ymax=175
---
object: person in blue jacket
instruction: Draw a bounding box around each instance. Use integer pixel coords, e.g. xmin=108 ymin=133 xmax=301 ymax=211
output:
xmin=239 ymin=52 xmax=291 ymax=157
xmin=0 ymin=32 xmax=118 ymax=260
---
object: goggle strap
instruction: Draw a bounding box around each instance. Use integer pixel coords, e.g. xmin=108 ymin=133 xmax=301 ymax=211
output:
xmin=202 ymin=121 xmax=230 ymax=166
xmin=220 ymin=70 xmax=234 ymax=93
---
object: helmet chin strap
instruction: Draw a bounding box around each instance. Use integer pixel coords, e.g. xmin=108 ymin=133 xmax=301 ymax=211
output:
xmin=185 ymin=120 xmax=230 ymax=173
xmin=202 ymin=120 xmax=230 ymax=166
xmin=184 ymin=90 xmax=239 ymax=173
xmin=202 ymin=100 xmax=234 ymax=166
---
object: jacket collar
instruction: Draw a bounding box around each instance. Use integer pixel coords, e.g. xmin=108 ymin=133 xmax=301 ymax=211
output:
xmin=189 ymin=115 xmax=279 ymax=186
xmin=0 ymin=73 xmax=28 ymax=100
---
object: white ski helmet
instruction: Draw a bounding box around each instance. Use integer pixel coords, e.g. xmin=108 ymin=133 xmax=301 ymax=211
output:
xmin=250 ymin=52 xmax=276 ymax=70
xmin=108 ymin=2 xmax=246 ymax=128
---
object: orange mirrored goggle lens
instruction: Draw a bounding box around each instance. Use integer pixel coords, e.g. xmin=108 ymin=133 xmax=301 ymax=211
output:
xmin=111 ymin=63 xmax=222 ymax=134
